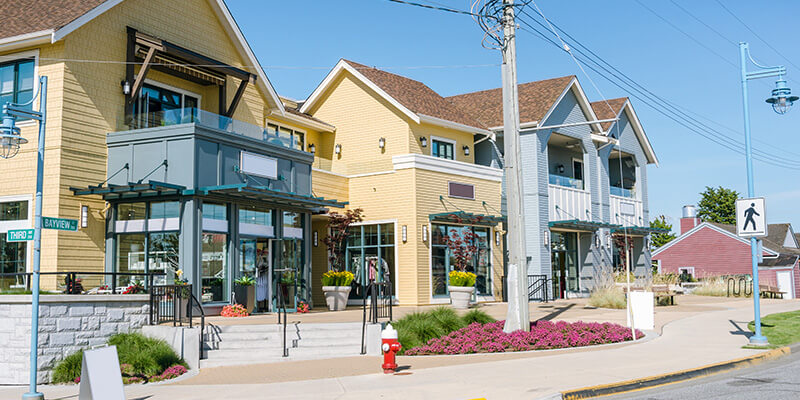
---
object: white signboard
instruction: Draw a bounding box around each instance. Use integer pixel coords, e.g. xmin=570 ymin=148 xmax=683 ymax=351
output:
xmin=79 ymin=345 xmax=125 ymax=400
xmin=736 ymin=197 xmax=767 ymax=238
xmin=240 ymin=151 xmax=278 ymax=180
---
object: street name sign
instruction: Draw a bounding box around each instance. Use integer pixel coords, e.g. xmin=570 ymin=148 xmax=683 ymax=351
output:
xmin=736 ymin=197 xmax=767 ymax=238
xmin=7 ymin=229 xmax=34 ymax=242
xmin=43 ymin=217 xmax=78 ymax=231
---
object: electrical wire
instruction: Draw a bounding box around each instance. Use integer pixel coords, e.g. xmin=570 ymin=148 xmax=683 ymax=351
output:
xmin=667 ymin=0 xmax=737 ymax=46
xmin=383 ymin=0 xmax=483 ymax=17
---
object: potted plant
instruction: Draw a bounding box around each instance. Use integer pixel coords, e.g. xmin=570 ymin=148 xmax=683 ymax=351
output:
xmin=321 ymin=270 xmax=355 ymax=311
xmin=320 ymin=208 xmax=364 ymax=311
xmin=234 ymin=276 xmax=256 ymax=314
xmin=174 ymin=270 xmax=191 ymax=319
xmin=444 ymin=227 xmax=479 ymax=309
xmin=278 ymin=270 xmax=296 ymax=308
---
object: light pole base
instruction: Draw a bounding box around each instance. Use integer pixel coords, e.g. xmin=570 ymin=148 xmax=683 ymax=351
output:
xmin=749 ymin=335 xmax=769 ymax=346
xmin=22 ymin=391 xmax=44 ymax=400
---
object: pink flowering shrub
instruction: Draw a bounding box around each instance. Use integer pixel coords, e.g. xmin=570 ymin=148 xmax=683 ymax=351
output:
xmin=149 ymin=365 xmax=188 ymax=382
xmin=404 ymin=320 xmax=643 ymax=355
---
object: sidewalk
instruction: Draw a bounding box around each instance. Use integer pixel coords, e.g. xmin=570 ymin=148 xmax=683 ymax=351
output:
xmin=2 ymin=297 xmax=797 ymax=399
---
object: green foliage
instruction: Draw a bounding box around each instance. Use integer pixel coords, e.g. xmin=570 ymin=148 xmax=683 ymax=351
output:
xmin=649 ymin=215 xmax=677 ymax=251
xmin=393 ymin=307 xmax=496 ymax=354
xmin=52 ymin=350 xmax=83 ymax=383
xmin=321 ymin=270 xmax=354 ymax=286
xmin=697 ymin=186 xmax=739 ymax=224
xmin=448 ymin=271 xmax=476 ymax=287
xmin=52 ymin=333 xmax=187 ymax=384
xmin=747 ymin=310 xmax=800 ymax=346
xmin=234 ymin=276 xmax=255 ymax=286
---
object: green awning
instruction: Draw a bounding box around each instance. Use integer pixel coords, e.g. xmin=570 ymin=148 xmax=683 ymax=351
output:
xmin=186 ymin=183 xmax=346 ymax=210
xmin=549 ymin=219 xmax=622 ymax=231
xmin=71 ymin=181 xmax=185 ymax=200
xmin=612 ymin=226 xmax=670 ymax=236
xmin=429 ymin=211 xmax=505 ymax=226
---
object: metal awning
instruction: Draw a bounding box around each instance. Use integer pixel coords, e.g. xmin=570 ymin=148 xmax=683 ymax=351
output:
xmin=611 ymin=226 xmax=670 ymax=236
xmin=549 ymin=219 xmax=621 ymax=231
xmin=429 ymin=211 xmax=505 ymax=226
xmin=186 ymin=183 xmax=346 ymax=210
xmin=70 ymin=181 xmax=185 ymax=200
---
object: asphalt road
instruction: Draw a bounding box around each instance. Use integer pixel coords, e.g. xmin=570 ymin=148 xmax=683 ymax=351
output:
xmin=609 ymin=349 xmax=800 ymax=400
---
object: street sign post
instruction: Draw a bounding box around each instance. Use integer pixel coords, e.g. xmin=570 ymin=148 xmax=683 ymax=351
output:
xmin=735 ymin=197 xmax=767 ymax=238
xmin=7 ymin=229 xmax=34 ymax=242
xmin=42 ymin=217 xmax=78 ymax=231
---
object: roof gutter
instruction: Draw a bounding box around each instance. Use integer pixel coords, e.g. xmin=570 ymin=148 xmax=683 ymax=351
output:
xmin=0 ymin=30 xmax=53 ymax=53
xmin=268 ymin=110 xmax=336 ymax=133
xmin=418 ymin=113 xmax=493 ymax=136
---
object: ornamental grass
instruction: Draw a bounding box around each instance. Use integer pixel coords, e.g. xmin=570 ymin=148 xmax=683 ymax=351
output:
xmin=404 ymin=320 xmax=642 ymax=356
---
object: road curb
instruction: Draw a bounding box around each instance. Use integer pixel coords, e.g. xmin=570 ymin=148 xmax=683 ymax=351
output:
xmin=560 ymin=346 xmax=791 ymax=399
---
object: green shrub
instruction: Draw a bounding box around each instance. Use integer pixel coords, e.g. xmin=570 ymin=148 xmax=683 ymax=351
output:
xmin=394 ymin=307 xmax=497 ymax=354
xmin=462 ymin=309 xmax=495 ymax=325
xmin=52 ymin=350 xmax=83 ymax=383
xmin=588 ymin=285 xmax=626 ymax=309
xmin=448 ymin=271 xmax=476 ymax=287
xmin=429 ymin=307 xmax=466 ymax=333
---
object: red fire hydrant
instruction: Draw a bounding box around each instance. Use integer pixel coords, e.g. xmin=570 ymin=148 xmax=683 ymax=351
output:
xmin=381 ymin=323 xmax=401 ymax=374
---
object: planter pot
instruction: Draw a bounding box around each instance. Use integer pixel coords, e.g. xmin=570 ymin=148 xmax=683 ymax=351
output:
xmin=234 ymin=285 xmax=256 ymax=314
xmin=323 ymin=286 xmax=352 ymax=311
xmin=448 ymin=286 xmax=474 ymax=309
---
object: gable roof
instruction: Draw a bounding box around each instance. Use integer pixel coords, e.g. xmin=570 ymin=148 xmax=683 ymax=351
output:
xmin=300 ymin=59 xmax=490 ymax=134
xmin=652 ymin=221 xmax=780 ymax=258
xmin=591 ymin=98 xmax=628 ymax=131
xmin=592 ymin=98 xmax=658 ymax=166
xmin=446 ymin=76 xmax=575 ymax=129
xmin=0 ymin=0 xmax=285 ymax=113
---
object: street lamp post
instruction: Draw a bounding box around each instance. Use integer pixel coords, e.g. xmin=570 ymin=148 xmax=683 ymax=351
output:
xmin=0 ymin=75 xmax=48 ymax=400
xmin=738 ymin=43 xmax=797 ymax=346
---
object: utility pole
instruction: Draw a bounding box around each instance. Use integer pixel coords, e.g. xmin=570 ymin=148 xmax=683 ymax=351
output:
xmin=500 ymin=0 xmax=529 ymax=333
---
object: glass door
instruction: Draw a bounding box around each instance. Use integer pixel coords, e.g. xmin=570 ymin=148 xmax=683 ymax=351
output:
xmin=272 ymin=239 xmax=301 ymax=312
xmin=239 ymin=237 xmax=271 ymax=313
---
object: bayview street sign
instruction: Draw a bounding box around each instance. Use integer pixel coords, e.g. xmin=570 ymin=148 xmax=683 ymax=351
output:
xmin=736 ymin=197 xmax=767 ymax=238
xmin=7 ymin=229 xmax=35 ymax=242
xmin=43 ymin=217 xmax=78 ymax=231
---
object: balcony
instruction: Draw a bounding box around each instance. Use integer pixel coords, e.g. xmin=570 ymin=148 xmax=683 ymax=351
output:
xmin=549 ymin=174 xmax=583 ymax=190
xmin=610 ymin=185 xmax=635 ymax=198
xmin=548 ymin=183 xmax=591 ymax=222
xmin=610 ymin=194 xmax=644 ymax=227
xmin=128 ymin=108 xmax=304 ymax=152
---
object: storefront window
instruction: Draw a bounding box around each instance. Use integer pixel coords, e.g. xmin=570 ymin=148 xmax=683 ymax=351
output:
xmin=149 ymin=232 xmax=179 ymax=285
xmin=1 ymin=201 xmax=27 ymax=221
xmin=551 ymin=231 xmax=579 ymax=298
xmin=0 ymin=233 xmax=26 ymax=290
xmin=345 ymin=223 xmax=396 ymax=298
xmin=150 ymin=201 xmax=180 ymax=219
xmin=239 ymin=206 xmax=272 ymax=226
xmin=202 ymin=203 xmax=227 ymax=220
xmin=431 ymin=224 xmax=492 ymax=297
xmin=202 ymin=232 xmax=228 ymax=303
xmin=116 ymin=233 xmax=146 ymax=286
xmin=282 ymin=211 xmax=303 ymax=239
xmin=118 ymin=202 xmax=146 ymax=221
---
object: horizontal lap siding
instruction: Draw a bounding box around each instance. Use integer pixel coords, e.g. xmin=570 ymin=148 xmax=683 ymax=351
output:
xmin=653 ymin=227 xmax=757 ymax=277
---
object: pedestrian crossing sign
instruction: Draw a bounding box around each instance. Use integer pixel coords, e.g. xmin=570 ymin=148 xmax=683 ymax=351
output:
xmin=736 ymin=197 xmax=767 ymax=238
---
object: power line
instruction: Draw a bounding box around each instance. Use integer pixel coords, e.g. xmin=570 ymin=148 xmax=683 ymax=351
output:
xmin=667 ymin=0 xmax=736 ymax=46
xmin=383 ymin=0 xmax=483 ymax=17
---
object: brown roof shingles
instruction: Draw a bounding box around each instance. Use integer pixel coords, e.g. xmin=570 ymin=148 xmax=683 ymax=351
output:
xmin=0 ymin=0 xmax=108 ymax=41
xmin=591 ymin=98 xmax=628 ymax=130
xmin=446 ymin=75 xmax=574 ymax=128
xmin=342 ymin=59 xmax=487 ymax=130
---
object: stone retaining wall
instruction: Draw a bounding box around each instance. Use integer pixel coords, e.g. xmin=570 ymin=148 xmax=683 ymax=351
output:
xmin=0 ymin=295 xmax=149 ymax=384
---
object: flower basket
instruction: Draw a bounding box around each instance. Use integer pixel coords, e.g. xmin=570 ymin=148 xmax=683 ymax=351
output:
xmin=448 ymin=271 xmax=476 ymax=309
xmin=322 ymin=271 xmax=354 ymax=311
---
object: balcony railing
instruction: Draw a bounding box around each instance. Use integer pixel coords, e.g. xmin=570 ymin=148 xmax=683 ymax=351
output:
xmin=610 ymin=185 xmax=635 ymax=198
xmin=549 ymin=174 xmax=583 ymax=190
xmin=128 ymin=108 xmax=304 ymax=151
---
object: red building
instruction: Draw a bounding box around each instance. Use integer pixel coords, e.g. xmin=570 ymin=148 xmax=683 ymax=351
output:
xmin=652 ymin=206 xmax=800 ymax=298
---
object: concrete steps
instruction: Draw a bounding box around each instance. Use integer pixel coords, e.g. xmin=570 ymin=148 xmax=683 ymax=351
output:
xmin=200 ymin=322 xmax=373 ymax=368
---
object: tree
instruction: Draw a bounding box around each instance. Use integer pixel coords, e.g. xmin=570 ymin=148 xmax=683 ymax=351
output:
xmin=697 ymin=186 xmax=739 ymax=224
xmin=321 ymin=208 xmax=364 ymax=272
xmin=443 ymin=227 xmax=478 ymax=272
xmin=649 ymin=215 xmax=676 ymax=251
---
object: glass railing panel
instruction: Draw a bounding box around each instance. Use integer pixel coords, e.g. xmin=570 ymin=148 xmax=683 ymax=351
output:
xmin=610 ymin=185 xmax=635 ymax=198
xmin=549 ymin=174 xmax=583 ymax=190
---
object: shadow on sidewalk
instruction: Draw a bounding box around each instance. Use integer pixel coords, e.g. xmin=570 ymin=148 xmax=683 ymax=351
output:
xmin=729 ymin=319 xmax=754 ymax=338
xmin=536 ymin=304 xmax=575 ymax=321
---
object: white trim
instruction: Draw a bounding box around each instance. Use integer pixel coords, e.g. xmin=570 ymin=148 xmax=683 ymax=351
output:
xmin=490 ymin=120 xmax=539 ymax=131
xmin=52 ymin=0 xmax=124 ymax=41
xmin=347 ymin=220 xmax=400 ymax=299
xmin=539 ymin=77 xmax=602 ymax=133
xmin=312 ymin=168 xmax=347 ymax=178
xmin=0 ymin=30 xmax=52 ymax=53
xmin=447 ymin=181 xmax=476 ymax=200
xmin=392 ymin=153 xmax=503 ymax=182
xmin=347 ymin=170 xmax=395 ymax=179
xmin=652 ymin=222 xmax=780 ymax=257
xmin=418 ymin=114 xmax=492 ymax=135
xmin=0 ymin=49 xmax=41 ymax=124
xmin=430 ymin=135 xmax=456 ymax=159
xmin=300 ymin=60 xmax=419 ymax=123
xmin=267 ymin=110 xmax=335 ymax=133
xmin=202 ymin=218 xmax=229 ymax=233
xmin=141 ymin=78 xmax=202 ymax=110
xmin=0 ymin=194 xmax=33 ymax=274
xmin=677 ymin=266 xmax=695 ymax=277
xmin=607 ymin=101 xmax=659 ymax=166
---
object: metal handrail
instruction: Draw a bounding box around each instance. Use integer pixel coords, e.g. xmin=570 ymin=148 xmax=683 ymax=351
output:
xmin=188 ymin=292 xmax=205 ymax=359
xmin=273 ymin=268 xmax=291 ymax=358
xmin=527 ymin=274 xmax=551 ymax=302
xmin=727 ymin=276 xmax=753 ymax=297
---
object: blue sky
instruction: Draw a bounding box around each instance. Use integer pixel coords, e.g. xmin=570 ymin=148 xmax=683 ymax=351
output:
xmin=228 ymin=0 xmax=800 ymax=231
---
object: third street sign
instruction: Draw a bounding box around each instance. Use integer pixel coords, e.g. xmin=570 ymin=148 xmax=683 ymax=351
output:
xmin=42 ymin=217 xmax=78 ymax=231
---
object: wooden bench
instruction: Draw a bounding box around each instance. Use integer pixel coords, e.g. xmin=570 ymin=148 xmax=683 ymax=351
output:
xmin=652 ymin=284 xmax=677 ymax=306
xmin=759 ymin=284 xmax=785 ymax=299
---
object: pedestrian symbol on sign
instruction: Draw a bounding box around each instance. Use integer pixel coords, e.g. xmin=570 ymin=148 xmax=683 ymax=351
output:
xmin=736 ymin=198 xmax=767 ymax=238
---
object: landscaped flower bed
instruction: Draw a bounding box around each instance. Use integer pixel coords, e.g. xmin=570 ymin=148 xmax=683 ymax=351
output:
xmin=404 ymin=320 xmax=642 ymax=355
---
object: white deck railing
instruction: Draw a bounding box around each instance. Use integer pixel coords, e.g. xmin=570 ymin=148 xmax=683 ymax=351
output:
xmin=549 ymin=184 xmax=591 ymax=221
xmin=610 ymin=195 xmax=644 ymax=226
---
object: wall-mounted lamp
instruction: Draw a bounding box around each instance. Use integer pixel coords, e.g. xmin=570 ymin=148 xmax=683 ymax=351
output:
xmin=80 ymin=205 xmax=89 ymax=228
xmin=308 ymin=143 xmax=316 ymax=154
xmin=543 ymin=230 xmax=550 ymax=248
xmin=463 ymin=145 xmax=470 ymax=156
xmin=606 ymin=232 xmax=612 ymax=248
xmin=402 ymin=225 xmax=408 ymax=243
xmin=313 ymin=231 xmax=318 ymax=247
xmin=378 ymin=137 xmax=386 ymax=149
xmin=557 ymin=164 xmax=565 ymax=174
xmin=495 ymin=230 xmax=501 ymax=246
xmin=419 ymin=136 xmax=428 ymax=147
xmin=121 ymin=80 xmax=131 ymax=95
xmin=334 ymin=144 xmax=342 ymax=154
xmin=594 ymin=233 xmax=601 ymax=248
xmin=422 ymin=225 xmax=428 ymax=242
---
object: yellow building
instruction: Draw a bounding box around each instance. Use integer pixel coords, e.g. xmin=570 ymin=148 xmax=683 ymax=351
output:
xmin=0 ymin=0 xmax=340 ymax=310
xmin=299 ymin=60 xmax=505 ymax=306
